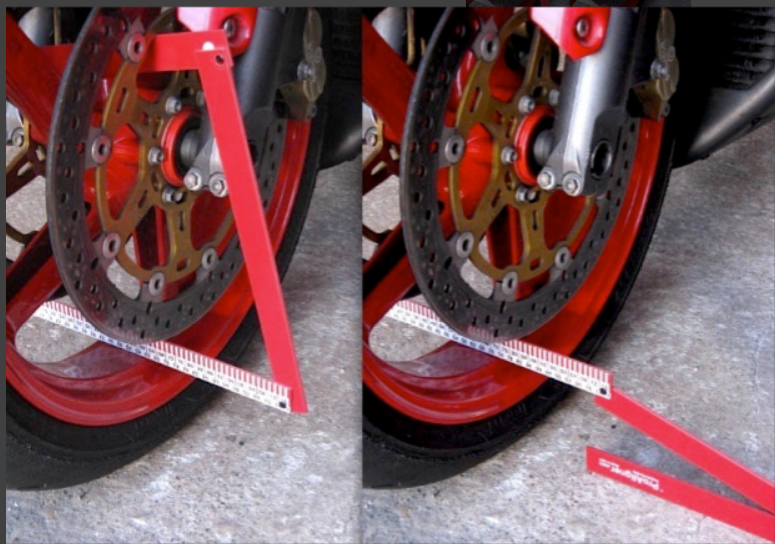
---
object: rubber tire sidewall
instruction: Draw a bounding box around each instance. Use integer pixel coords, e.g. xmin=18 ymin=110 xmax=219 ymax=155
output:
xmin=363 ymin=118 xmax=677 ymax=490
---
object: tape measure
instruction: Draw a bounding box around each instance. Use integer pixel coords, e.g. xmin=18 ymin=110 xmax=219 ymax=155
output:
xmin=34 ymin=301 xmax=292 ymax=413
xmin=387 ymin=300 xmax=613 ymax=399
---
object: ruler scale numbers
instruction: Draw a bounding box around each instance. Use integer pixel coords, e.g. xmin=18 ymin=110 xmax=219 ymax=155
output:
xmin=34 ymin=301 xmax=291 ymax=413
xmin=387 ymin=300 xmax=613 ymax=399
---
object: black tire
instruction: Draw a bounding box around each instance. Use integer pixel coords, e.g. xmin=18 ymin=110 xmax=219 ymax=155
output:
xmin=363 ymin=114 xmax=678 ymax=490
xmin=6 ymin=9 xmax=332 ymax=491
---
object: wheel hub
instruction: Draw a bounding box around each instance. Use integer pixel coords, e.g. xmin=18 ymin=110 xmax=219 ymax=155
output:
xmin=401 ymin=9 xmax=639 ymax=342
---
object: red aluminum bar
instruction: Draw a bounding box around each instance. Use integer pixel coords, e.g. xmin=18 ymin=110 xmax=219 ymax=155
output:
xmin=596 ymin=388 xmax=775 ymax=515
xmin=362 ymin=17 xmax=415 ymax=142
xmin=147 ymin=31 xmax=308 ymax=413
xmin=6 ymin=12 xmax=62 ymax=143
xmin=588 ymin=448 xmax=775 ymax=542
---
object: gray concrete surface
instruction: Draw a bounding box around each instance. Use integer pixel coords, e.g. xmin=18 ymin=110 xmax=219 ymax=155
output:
xmin=5 ymin=160 xmax=363 ymax=544
xmin=363 ymin=126 xmax=775 ymax=544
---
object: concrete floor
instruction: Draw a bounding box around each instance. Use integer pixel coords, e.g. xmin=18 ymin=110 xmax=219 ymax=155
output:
xmin=5 ymin=161 xmax=363 ymax=544
xmin=362 ymin=126 xmax=775 ymax=544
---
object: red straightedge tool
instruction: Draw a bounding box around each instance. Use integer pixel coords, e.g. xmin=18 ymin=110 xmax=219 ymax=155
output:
xmin=148 ymin=10 xmax=308 ymax=413
xmin=387 ymin=300 xmax=775 ymax=541
xmin=35 ymin=301 xmax=292 ymax=413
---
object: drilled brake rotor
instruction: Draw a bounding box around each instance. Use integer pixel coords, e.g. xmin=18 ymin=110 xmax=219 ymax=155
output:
xmin=401 ymin=8 xmax=638 ymax=342
xmin=47 ymin=8 xmax=287 ymax=343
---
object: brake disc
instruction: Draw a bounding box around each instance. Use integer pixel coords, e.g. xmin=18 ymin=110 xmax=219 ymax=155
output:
xmin=47 ymin=8 xmax=287 ymax=343
xmin=401 ymin=9 xmax=638 ymax=342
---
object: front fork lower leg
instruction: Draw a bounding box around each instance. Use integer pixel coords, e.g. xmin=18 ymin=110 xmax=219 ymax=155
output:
xmin=540 ymin=8 xmax=640 ymax=197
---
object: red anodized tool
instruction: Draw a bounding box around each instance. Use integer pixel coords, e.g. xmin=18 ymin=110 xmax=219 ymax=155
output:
xmin=135 ymin=7 xmax=309 ymax=413
xmin=388 ymin=299 xmax=775 ymax=541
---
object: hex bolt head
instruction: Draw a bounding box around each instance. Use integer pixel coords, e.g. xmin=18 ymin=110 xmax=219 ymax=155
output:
xmin=562 ymin=172 xmax=583 ymax=197
xmin=519 ymin=95 xmax=536 ymax=115
xmin=91 ymin=134 xmax=113 ymax=165
xmin=576 ymin=17 xmax=590 ymax=39
xmin=209 ymin=174 xmax=228 ymax=198
xmin=184 ymin=169 xmax=205 ymax=192
xmin=537 ymin=168 xmax=558 ymax=191
xmin=148 ymin=147 xmax=166 ymax=166
xmin=165 ymin=96 xmax=183 ymax=116
xmin=478 ymin=32 xmax=500 ymax=62
xmin=516 ymin=186 xmax=539 ymax=204
xmin=501 ymin=146 xmax=518 ymax=166
xmin=445 ymin=134 xmax=466 ymax=164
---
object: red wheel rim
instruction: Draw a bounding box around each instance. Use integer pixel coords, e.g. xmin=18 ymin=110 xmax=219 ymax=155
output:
xmin=6 ymin=28 xmax=311 ymax=426
xmin=363 ymin=12 xmax=664 ymax=424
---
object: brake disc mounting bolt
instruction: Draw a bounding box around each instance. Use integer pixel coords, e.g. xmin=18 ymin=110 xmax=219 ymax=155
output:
xmin=148 ymin=146 xmax=166 ymax=166
xmin=148 ymin=272 xmax=166 ymax=297
xmin=516 ymin=186 xmax=539 ymax=204
xmin=519 ymin=96 xmax=536 ymax=115
xmin=555 ymin=247 xmax=572 ymax=271
xmin=455 ymin=232 xmax=476 ymax=259
xmin=445 ymin=134 xmax=466 ymax=164
xmin=201 ymin=248 xmax=219 ymax=271
xmin=479 ymin=32 xmax=499 ymax=62
xmin=102 ymin=233 xmax=121 ymax=260
xmin=562 ymin=172 xmax=583 ymax=197
xmin=184 ymin=168 xmax=205 ymax=191
xmin=501 ymin=146 xmax=518 ymax=166
xmin=126 ymin=33 xmax=147 ymax=63
xmin=165 ymin=96 xmax=183 ymax=116
xmin=537 ymin=168 xmax=558 ymax=191
xmin=162 ymin=187 xmax=185 ymax=205
xmin=91 ymin=134 xmax=113 ymax=165
xmin=502 ymin=271 xmax=519 ymax=296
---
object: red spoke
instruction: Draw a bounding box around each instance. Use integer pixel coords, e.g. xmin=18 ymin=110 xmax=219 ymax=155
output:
xmin=362 ymin=18 xmax=415 ymax=141
xmin=6 ymin=228 xmax=61 ymax=336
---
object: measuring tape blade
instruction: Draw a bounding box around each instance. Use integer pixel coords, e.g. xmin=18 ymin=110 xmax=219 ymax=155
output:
xmin=387 ymin=300 xmax=613 ymax=399
xmin=34 ymin=301 xmax=292 ymax=413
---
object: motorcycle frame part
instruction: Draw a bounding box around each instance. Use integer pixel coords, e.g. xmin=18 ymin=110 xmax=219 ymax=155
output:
xmin=141 ymin=28 xmax=308 ymax=413
xmin=317 ymin=8 xmax=362 ymax=170
xmin=668 ymin=8 xmax=775 ymax=167
xmin=540 ymin=7 xmax=641 ymax=197
xmin=177 ymin=7 xmax=257 ymax=56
